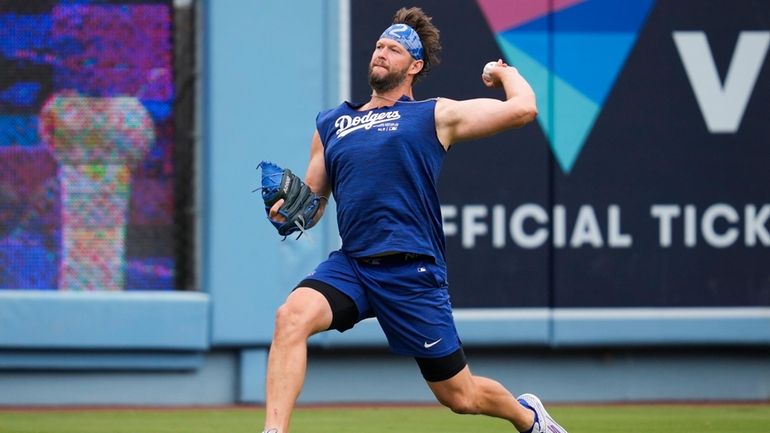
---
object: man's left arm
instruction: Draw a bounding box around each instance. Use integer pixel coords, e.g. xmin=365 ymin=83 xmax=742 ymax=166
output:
xmin=434 ymin=60 xmax=537 ymax=149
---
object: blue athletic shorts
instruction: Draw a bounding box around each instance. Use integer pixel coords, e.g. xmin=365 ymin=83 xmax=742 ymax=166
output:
xmin=300 ymin=250 xmax=461 ymax=358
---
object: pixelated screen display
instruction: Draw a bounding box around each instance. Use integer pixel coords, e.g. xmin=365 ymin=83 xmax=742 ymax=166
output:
xmin=0 ymin=1 xmax=177 ymax=290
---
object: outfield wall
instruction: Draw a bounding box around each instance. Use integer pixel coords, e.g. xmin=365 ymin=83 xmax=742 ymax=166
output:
xmin=1 ymin=0 xmax=769 ymax=406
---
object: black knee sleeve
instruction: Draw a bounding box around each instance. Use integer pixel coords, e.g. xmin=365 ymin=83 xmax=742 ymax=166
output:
xmin=295 ymin=279 xmax=359 ymax=332
xmin=415 ymin=347 xmax=468 ymax=382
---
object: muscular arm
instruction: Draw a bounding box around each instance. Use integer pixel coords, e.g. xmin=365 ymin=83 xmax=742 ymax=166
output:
xmin=303 ymin=130 xmax=331 ymax=224
xmin=435 ymin=61 xmax=538 ymax=149
xmin=269 ymin=130 xmax=331 ymax=225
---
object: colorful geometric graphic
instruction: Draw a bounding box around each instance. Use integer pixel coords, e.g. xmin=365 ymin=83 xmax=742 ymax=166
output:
xmin=476 ymin=0 xmax=656 ymax=173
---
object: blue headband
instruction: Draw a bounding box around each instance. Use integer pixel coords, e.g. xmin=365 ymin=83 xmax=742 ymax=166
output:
xmin=380 ymin=23 xmax=424 ymax=61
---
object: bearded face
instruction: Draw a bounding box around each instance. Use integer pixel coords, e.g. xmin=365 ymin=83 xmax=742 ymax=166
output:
xmin=368 ymin=61 xmax=410 ymax=93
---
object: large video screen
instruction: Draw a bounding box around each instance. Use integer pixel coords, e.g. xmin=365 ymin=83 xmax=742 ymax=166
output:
xmin=0 ymin=1 xmax=178 ymax=290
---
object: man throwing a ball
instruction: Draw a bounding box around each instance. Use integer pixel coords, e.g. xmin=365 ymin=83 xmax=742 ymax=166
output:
xmin=261 ymin=7 xmax=568 ymax=433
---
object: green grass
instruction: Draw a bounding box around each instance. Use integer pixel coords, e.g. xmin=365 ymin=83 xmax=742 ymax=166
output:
xmin=1 ymin=404 xmax=769 ymax=433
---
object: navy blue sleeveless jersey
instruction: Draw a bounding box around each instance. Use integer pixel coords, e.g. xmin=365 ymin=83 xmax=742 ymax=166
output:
xmin=316 ymin=97 xmax=447 ymax=266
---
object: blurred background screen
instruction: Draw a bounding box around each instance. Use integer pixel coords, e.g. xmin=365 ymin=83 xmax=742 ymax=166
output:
xmin=0 ymin=0 xmax=194 ymax=291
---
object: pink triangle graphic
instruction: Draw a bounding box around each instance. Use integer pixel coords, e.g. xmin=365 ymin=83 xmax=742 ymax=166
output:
xmin=476 ymin=0 xmax=587 ymax=32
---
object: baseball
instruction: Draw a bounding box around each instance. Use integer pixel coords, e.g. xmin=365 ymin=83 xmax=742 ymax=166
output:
xmin=482 ymin=61 xmax=498 ymax=80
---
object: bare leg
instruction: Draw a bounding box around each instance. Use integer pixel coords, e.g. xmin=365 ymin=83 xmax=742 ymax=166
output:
xmin=263 ymin=288 xmax=333 ymax=433
xmin=427 ymin=366 xmax=535 ymax=432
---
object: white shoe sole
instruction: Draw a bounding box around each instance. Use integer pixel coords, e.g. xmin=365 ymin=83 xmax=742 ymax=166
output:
xmin=518 ymin=393 xmax=568 ymax=433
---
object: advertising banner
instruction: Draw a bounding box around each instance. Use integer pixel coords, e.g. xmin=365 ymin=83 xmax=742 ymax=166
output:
xmin=351 ymin=0 xmax=770 ymax=309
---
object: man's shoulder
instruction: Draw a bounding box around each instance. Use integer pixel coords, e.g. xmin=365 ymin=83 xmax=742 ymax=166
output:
xmin=316 ymin=102 xmax=348 ymax=124
xmin=432 ymin=97 xmax=463 ymax=122
xmin=432 ymin=96 xmax=457 ymax=108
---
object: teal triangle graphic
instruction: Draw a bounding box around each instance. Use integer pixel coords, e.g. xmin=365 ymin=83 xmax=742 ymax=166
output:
xmin=498 ymin=37 xmax=600 ymax=173
xmin=496 ymin=37 xmax=552 ymax=142
xmin=552 ymin=79 xmax=601 ymax=172
xmin=487 ymin=0 xmax=656 ymax=173
xmin=499 ymin=17 xmax=645 ymax=98
xmin=553 ymin=33 xmax=638 ymax=105
xmin=499 ymin=31 xmax=549 ymax=73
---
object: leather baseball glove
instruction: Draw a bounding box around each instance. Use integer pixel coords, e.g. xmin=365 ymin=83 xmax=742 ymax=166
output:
xmin=256 ymin=161 xmax=323 ymax=239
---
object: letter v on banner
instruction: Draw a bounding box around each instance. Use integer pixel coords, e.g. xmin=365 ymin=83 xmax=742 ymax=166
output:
xmin=673 ymin=31 xmax=770 ymax=133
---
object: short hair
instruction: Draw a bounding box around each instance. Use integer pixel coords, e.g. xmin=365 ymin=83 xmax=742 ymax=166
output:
xmin=392 ymin=7 xmax=441 ymax=83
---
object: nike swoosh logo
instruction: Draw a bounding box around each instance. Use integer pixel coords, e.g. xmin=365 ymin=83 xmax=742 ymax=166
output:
xmin=423 ymin=338 xmax=442 ymax=349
